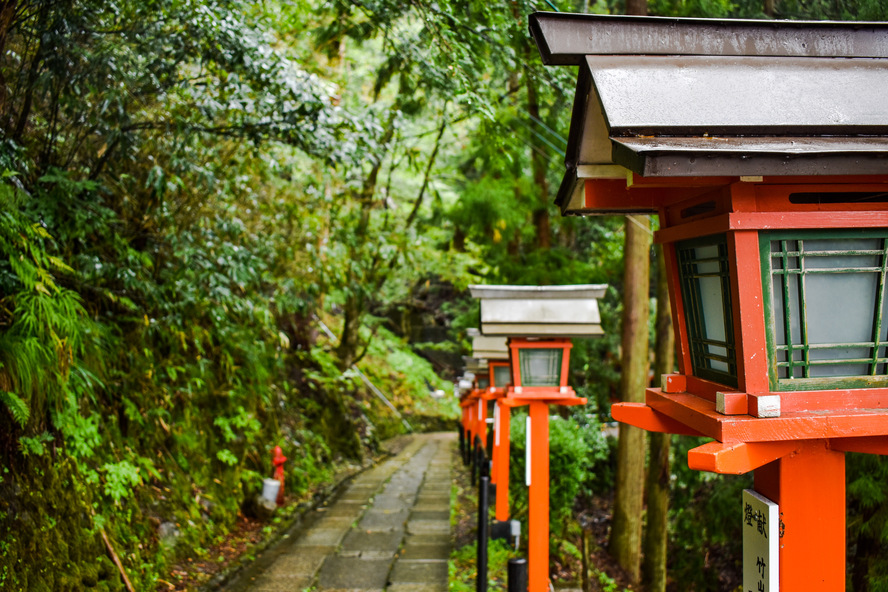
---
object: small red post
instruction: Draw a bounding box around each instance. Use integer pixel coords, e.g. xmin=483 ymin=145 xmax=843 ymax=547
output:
xmin=527 ymin=401 xmax=550 ymax=592
xmin=272 ymin=445 xmax=287 ymax=506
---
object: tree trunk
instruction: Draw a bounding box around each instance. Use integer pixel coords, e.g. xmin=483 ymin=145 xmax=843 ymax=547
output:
xmin=642 ymin=246 xmax=675 ymax=592
xmin=608 ymin=214 xmax=651 ymax=584
xmin=626 ymin=0 xmax=648 ymax=15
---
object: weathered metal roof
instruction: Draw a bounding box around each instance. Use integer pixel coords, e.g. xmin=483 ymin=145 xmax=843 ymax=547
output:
xmin=472 ymin=334 xmax=510 ymax=360
xmin=529 ymin=12 xmax=888 ymax=212
xmin=468 ymin=284 xmax=607 ymax=299
xmin=530 ymin=12 xmax=888 ymax=65
xmin=468 ymin=284 xmax=607 ymax=337
xmin=462 ymin=357 xmax=488 ymax=373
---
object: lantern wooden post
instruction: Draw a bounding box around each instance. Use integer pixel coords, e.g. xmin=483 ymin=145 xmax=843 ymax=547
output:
xmin=484 ymin=360 xmax=510 ymax=490
xmin=475 ymin=395 xmax=487 ymax=453
xmin=754 ymin=441 xmax=846 ymax=591
xmin=493 ymin=400 xmax=511 ymax=521
xmin=527 ymin=401 xmax=550 ymax=592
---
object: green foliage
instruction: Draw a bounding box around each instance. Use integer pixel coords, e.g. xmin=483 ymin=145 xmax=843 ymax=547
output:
xmin=508 ymin=411 xmax=612 ymax=527
xmin=667 ymin=436 xmax=751 ymax=590
xmin=848 ymin=453 xmax=888 ymax=591
xmin=102 ymin=461 xmax=142 ymax=504
xmin=449 ymin=538 xmax=519 ymax=592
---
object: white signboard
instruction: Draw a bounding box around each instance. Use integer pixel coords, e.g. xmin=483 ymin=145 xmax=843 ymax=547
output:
xmin=743 ymin=489 xmax=779 ymax=592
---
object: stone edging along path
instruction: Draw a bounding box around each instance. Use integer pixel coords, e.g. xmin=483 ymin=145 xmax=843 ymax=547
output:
xmin=217 ymin=432 xmax=455 ymax=592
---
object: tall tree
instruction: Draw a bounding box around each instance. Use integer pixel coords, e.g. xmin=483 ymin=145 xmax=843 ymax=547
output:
xmin=642 ymin=246 xmax=675 ymax=591
xmin=608 ymin=214 xmax=652 ymax=583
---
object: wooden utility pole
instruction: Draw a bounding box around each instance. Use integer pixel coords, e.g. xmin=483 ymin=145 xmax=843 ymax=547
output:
xmin=608 ymin=214 xmax=651 ymax=583
xmin=642 ymin=247 xmax=675 ymax=592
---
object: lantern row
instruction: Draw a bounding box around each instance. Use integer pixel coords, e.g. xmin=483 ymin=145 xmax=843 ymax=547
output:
xmin=457 ymin=284 xmax=606 ymax=592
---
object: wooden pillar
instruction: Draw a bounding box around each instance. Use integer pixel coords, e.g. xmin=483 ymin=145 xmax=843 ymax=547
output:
xmin=753 ymin=440 xmax=845 ymax=591
xmin=494 ymin=401 xmax=511 ymax=521
xmin=528 ymin=402 xmax=550 ymax=592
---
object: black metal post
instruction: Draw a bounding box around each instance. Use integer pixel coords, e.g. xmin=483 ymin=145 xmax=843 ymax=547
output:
xmin=477 ymin=474 xmax=490 ymax=592
xmin=471 ymin=435 xmax=481 ymax=486
xmin=459 ymin=424 xmax=466 ymax=465
xmin=508 ymin=558 xmax=528 ymax=592
xmin=470 ymin=443 xmax=476 ymax=486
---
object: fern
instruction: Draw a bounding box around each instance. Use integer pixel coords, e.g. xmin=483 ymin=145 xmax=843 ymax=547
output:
xmin=0 ymin=390 xmax=29 ymax=427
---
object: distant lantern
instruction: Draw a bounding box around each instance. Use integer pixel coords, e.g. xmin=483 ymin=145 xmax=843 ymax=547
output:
xmin=531 ymin=12 xmax=888 ymax=592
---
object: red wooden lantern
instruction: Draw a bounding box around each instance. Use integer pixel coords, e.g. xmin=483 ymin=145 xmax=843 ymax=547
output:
xmin=531 ymin=12 xmax=888 ymax=591
xmin=507 ymin=338 xmax=572 ymax=397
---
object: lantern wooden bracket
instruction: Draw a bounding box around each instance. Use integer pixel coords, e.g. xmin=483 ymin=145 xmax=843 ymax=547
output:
xmin=687 ymin=440 xmax=800 ymax=474
xmin=611 ymin=402 xmax=704 ymax=436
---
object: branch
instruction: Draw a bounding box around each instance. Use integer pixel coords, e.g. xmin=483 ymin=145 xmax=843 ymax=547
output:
xmin=404 ymin=111 xmax=447 ymax=228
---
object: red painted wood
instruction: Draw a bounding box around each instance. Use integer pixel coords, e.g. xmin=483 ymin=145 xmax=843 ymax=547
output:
xmin=494 ymin=401 xmax=512 ymax=521
xmin=778 ymin=388 xmax=888 ymax=412
xmin=730 ymin=230 xmax=770 ymax=395
xmin=611 ymin=402 xmax=704 ymax=436
xmin=655 ymin=213 xmax=733 ymax=244
xmin=658 ymin=211 xmax=888 ymax=245
xmin=687 ymin=440 xmax=798 ymax=474
xmin=476 ymin=397 xmax=487 ymax=453
xmin=645 ymin=389 xmax=888 ymax=443
xmin=754 ymin=182 xmax=888 ymax=212
xmin=499 ymin=395 xmax=586 ymax=408
xmin=829 ymin=436 xmax=888 ymax=455
xmin=754 ymin=441 xmax=845 ymax=592
xmin=661 ymin=373 xmax=687 ymax=393
xmin=663 ymin=244 xmax=691 ymax=376
xmin=645 ymin=389 xmax=726 ymax=440
xmin=717 ymin=392 xmax=748 ymax=415
xmin=528 ymin=402 xmax=551 ymax=592
xmin=684 ymin=376 xmax=726 ymax=402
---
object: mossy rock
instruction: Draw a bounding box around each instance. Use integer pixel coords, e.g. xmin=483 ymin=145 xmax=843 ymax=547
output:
xmin=81 ymin=562 xmax=99 ymax=587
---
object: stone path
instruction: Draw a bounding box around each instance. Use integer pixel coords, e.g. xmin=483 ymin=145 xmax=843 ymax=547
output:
xmin=224 ymin=433 xmax=454 ymax=592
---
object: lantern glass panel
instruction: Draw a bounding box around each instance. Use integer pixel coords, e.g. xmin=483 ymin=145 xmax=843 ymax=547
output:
xmin=493 ymin=365 xmax=511 ymax=388
xmin=677 ymin=235 xmax=738 ymax=387
xmin=477 ymin=376 xmax=490 ymax=389
xmin=764 ymin=231 xmax=888 ymax=388
xmin=519 ymin=348 xmax=563 ymax=387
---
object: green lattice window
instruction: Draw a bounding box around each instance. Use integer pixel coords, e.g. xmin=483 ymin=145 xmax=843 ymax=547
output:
xmin=761 ymin=230 xmax=888 ymax=391
xmin=493 ymin=365 xmax=511 ymax=388
xmin=677 ymin=235 xmax=738 ymax=387
xmin=518 ymin=348 xmax=563 ymax=387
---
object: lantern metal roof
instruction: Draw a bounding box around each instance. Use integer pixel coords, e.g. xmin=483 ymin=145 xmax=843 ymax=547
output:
xmin=528 ymin=13 xmax=888 ymax=214
xmin=475 ymin=336 xmax=510 ymax=360
xmin=462 ymin=356 xmax=489 ymax=374
xmin=467 ymin=327 xmax=509 ymax=359
xmin=468 ymin=284 xmax=607 ymax=337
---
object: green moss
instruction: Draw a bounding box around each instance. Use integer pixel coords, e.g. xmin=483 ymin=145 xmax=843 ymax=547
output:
xmin=0 ymin=456 xmax=125 ymax=592
xmin=81 ymin=562 xmax=99 ymax=587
